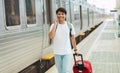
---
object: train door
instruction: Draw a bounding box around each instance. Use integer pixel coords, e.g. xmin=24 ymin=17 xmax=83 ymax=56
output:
xmin=118 ymin=15 xmax=120 ymax=37
xmin=44 ymin=0 xmax=53 ymax=44
xmin=87 ymin=8 xmax=90 ymax=27
xmin=92 ymin=10 xmax=94 ymax=26
xmin=79 ymin=5 xmax=83 ymax=30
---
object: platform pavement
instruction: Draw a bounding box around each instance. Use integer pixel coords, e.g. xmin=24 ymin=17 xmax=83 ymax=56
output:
xmin=87 ymin=19 xmax=120 ymax=73
xmin=45 ymin=19 xmax=120 ymax=73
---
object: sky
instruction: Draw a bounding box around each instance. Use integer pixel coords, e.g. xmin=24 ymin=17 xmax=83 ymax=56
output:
xmin=87 ymin=0 xmax=116 ymax=13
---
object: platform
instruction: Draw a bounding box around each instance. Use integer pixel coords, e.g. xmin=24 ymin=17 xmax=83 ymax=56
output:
xmin=45 ymin=19 xmax=120 ymax=73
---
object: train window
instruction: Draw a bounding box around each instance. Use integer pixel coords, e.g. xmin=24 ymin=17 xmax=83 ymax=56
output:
xmin=55 ymin=0 xmax=60 ymax=7
xmin=71 ymin=1 xmax=81 ymax=36
xmin=74 ymin=14 xmax=80 ymax=20
xmin=82 ymin=6 xmax=88 ymax=30
xmin=4 ymin=0 xmax=20 ymax=26
xmin=74 ymin=5 xmax=79 ymax=12
xmin=61 ymin=1 xmax=66 ymax=7
xmin=25 ymin=0 xmax=36 ymax=24
xmin=89 ymin=10 xmax=93 ymax=27
xmin=73 ymin=5 xmax=79 ymax=20
xmin=65 ymin=2 xmax=70 ymax=21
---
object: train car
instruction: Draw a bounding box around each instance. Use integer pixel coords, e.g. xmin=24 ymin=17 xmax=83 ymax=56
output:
xmin=0 ymin=0 xmax=105 ymax=73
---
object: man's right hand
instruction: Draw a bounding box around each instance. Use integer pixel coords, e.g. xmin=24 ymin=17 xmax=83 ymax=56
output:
xmin=53 ymin=18 xmax=58 ymax=25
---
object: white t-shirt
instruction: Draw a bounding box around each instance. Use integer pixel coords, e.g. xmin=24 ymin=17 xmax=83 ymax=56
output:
xmin=49 ymin=21 xmax=76 ymax=55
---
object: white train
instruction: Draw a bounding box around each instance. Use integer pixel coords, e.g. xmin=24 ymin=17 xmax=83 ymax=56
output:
xmin=0 ymin=0 xmax=105 ymax=73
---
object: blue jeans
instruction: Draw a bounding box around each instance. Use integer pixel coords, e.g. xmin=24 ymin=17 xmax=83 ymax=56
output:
xmin=54 ymin=54 xmax=71 ymax=73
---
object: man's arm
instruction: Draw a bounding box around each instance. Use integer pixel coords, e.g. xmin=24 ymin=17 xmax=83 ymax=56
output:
xmin=49 ymin=24 xmax=57 ymax=39
xmin=71 ymin=35 xmax=77 ymax=50
xmin=49 ymin=19 xmax=58 ymax=39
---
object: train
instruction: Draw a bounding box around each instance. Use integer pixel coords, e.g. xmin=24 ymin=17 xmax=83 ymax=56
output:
xmin=0 ymin=0 xmax=105 ymax=73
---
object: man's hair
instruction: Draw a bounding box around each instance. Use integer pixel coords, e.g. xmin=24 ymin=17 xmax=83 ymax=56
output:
xmin=56 ymin=7 xmax=67 ymax=14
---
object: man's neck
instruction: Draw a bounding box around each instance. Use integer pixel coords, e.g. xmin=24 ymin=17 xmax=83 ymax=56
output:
xmin=59 ymin=21 xmax=65 ymax=24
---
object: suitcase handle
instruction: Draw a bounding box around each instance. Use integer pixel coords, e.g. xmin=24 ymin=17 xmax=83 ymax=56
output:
xmin=73 ymin=54 xmax=84 ymax=67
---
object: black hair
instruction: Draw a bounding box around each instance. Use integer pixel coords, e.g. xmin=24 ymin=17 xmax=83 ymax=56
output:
xmin=56 ymin=7 xmax=67 ymax=14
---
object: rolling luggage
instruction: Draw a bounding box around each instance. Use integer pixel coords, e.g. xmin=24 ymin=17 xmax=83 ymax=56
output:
xmin=73 ymin=54 xmax=92 ymax=73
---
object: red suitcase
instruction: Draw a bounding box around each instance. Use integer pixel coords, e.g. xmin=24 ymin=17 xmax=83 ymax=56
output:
xmin=73 ymin=54 xmax=92 ymax=73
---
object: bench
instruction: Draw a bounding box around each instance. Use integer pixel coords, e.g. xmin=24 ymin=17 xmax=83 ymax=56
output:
xmin=79 ymin=32 xmax=86 ymax=41
xmin=41 ymin=52 xmax=55 ymax=72
xmin=91 ymin=26 xmax=96 ymax=31
xmin=42 ymin=53 xmax=54 ymax=60
xmin=85 ymin=28 xmax=92 ymax=35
